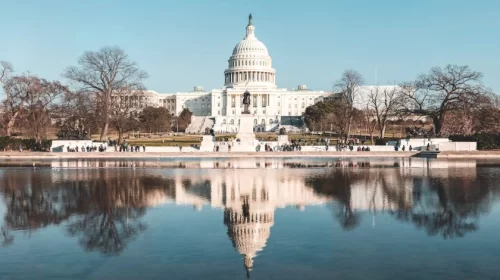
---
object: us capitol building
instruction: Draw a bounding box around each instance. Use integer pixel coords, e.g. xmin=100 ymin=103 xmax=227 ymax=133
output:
xmin=140 ymin=14 xmax=334 ymax=133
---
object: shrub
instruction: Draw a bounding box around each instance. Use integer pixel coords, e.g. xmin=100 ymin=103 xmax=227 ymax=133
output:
xmin=375 ymin=138 xmax=387 ymax=145
xmin=0 ymin=137 xmax=52 ymax=151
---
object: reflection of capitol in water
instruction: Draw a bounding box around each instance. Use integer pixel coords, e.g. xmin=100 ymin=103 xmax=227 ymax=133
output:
xmin=46 ymin=163 xmax=417 ymax=275
xmin=2 ymin=157 xmax=488 ymax=275
xmin=44 ymin=158 xmax=481 ymax=274
xmin=159 ymin=168 xmax=332 ymax=276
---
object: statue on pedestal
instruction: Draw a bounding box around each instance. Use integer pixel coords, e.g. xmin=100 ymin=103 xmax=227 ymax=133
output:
xmin=242 ymin=90 xmax=251 ymax=114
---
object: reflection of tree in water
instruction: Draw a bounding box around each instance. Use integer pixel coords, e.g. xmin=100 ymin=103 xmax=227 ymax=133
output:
xmin=392 ymin=173 xmax=490 ymax=239
xmin=1 ymin=226 xmax=14 ymax=247
xmin=307 ymin=166 xmax=492 ymax=239
xmin=0 ymin=170 xmax=175 ymax=254
xmin=0 ymin=171 xmax=73 ymax=246
xmin=306 ymin=169 xmax=363 ymax=231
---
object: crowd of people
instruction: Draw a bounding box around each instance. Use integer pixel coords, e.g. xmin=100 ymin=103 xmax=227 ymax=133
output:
xmin=66 ymin=144 xmax=107 ymax=152
xmin=114 ymin=142 xmax=146 ymax=152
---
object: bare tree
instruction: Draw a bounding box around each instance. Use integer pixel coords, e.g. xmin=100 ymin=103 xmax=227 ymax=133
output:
xmin=0 ymin=61 xmax=13 ymax=84
xmin=63 ymin=46 xmax=148 ymax=140
xmin=57 ymin=91 xmax=97 ymax=140
xmin=335 ymin=70 xmax=364 ymax=140
xmin=0 ymin=61 xmax=14 ymax=135
xmin=2 ymin=75 xmax=67 ymax=139
xmin=110 ymin=87 xmax=142 ymax=144
xmin=362 ymin=107 xmax=377 ymax=144
xmin=367 ymin=86 xmax=403 ymax=138
xmin=400 ymin=65 xmax=488 ymax=136
xmin=23 ymin=78 xmax=68 ymax=140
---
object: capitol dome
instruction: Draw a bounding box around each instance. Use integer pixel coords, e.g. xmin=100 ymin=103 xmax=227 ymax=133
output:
xmin=231 ymin=34 xmax=269 ymax=56
xmin=224 ymin=14 xmax=277 ymax=89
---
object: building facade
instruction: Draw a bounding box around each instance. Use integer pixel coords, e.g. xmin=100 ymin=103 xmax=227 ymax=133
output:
xmin=141 ymin=15 xmax=396 ymax=133
xmin=137 ymin=15 xmax=330 ymax=133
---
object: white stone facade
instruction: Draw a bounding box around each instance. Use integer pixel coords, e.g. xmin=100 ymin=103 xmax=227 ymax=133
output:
xmin=140 ymin=15 xmax=397 ymax=132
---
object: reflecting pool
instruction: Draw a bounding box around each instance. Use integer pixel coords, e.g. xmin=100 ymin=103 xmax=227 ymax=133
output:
xmin=1 ymin=157 xmax=500 ymax=280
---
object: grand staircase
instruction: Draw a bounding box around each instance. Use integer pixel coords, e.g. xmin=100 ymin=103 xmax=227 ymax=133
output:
xmin=185 ymin=116 xmax=214 ymax=134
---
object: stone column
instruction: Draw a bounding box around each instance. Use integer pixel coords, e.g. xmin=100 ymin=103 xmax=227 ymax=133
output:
xmin=235 ymin=94 xmax=240 ymax=115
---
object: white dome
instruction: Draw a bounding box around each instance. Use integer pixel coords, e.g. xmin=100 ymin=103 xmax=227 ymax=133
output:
xmin=224 ymin=14 xmax=277 ymax=89
xmin=232 ymin=36 xmax=269 ymax=56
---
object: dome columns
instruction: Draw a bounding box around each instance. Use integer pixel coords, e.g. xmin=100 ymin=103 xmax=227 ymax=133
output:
xmin=225 ymin=70 xmax=275 ymax=86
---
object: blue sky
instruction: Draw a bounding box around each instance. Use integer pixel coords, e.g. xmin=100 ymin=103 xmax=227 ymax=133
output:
xmin=1 ymin=0 xmax=499 ymax=94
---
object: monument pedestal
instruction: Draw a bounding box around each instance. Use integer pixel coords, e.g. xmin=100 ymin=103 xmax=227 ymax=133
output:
xmin=277 ymin=135 xmax=289 ymax=145
xmin=199 ymin=135 xmax=216 ymax=152
xmin=233 ymin=114 xmax=258 ymax=152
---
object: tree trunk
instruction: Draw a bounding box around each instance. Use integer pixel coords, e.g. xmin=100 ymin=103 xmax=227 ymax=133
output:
xmin=100 ymin=95 xmax=110 ymax=140
xmin=433 ymin=116 xmax=444 ymax=136
xmin=5 ymin=111 xmax=20 ymax=137
xmin=379 ymin=125 xmax=386 ymax=139
xmin=117 ymin=129 xmax=123 ymax=145
xmin=100 ymin=122 xmax=109 ymax=141
xmin=346 ymin=109 xmax=353 ymax=141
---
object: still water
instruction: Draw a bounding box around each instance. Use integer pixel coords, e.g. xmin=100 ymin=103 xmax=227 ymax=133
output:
xmin=0 ymin=157 xmax=499 ymax=280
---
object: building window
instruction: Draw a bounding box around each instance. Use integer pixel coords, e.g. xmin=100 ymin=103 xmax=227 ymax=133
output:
xmin=295 ymin=104 xmax=298 ymax=108
xmin=254 ymin=119 xmax=257 ymax=125
xmin=277 ymin=102 xmax=280 ymax=106
xmin=222 ymin=119 xmax=226 ymax=124
xmin=232 ymin=110 xmax=235 ymax=114
xmin=302 ymin=102 xmax=305 ymax=108
xmin=231 ymin=96 xmax=235 ymax=108
xmin=254 ymin=110 xmax=257 ymax=114
xmin=262 ymin=95 xmax=267 ymax=107
xmin=218 ymin=110 xmax=220 ymax=115
xmin=263 ymin=110 xmax=266 ymax=114
xmin=218 ymin=103 xmax=220 ymax=107
xmin=269 ymin=119 xmax=273 ymax=124
xmin=230 ymin=119 xmax=234 ymax=125
xmin=278 ymin=110 xmax=281 ymax=114
xmin=253 ymin=96 xmax=257 ymax=107
xmin=261 ymin=119 xmax=265 ymax=124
